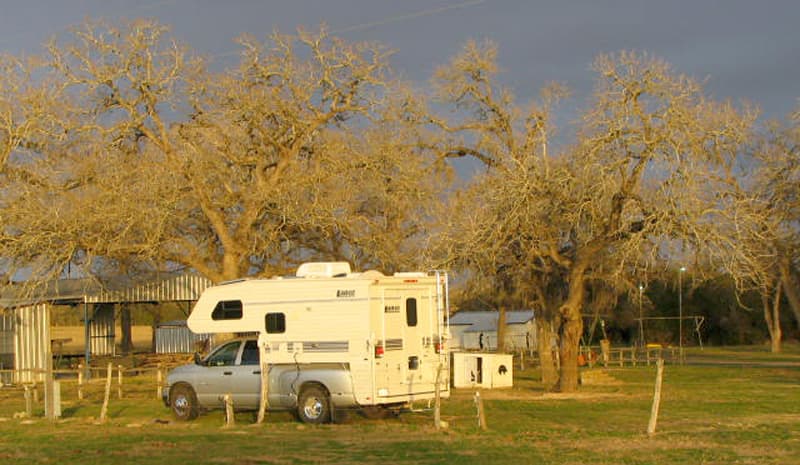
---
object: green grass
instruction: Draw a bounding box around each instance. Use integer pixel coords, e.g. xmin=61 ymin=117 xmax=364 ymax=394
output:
xmin=1 ymin=347 xmax=799 ymax=464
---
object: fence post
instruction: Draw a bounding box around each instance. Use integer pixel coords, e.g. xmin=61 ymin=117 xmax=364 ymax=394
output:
xmin=256 ymin=352 xmax=269 ymax=424
xmin=474 ymin=391 xmax=487 ymax=431
xmin=24 ymin=385 xmax=33 ymax=417
xmin=434 ymin=363 xmax=444 ymax=430
xmin=156 ymin=364 xmax=163 ymax=401
xmin=647 ymin=359 xmax=665 ymax=436
xmin=117 ymin=365 xmax=123 ymax=399
xmin=44 ymin=350 xmax=56 ymax=421
xmin=77 ymin=364 xmax=84 ymax=400
xmin=224 ymin=394 xmax=235 ymax=427
xmin=99 ymin=363 xmax=113 ymax=423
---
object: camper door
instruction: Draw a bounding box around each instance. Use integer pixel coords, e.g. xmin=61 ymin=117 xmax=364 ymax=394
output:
xmin=376 ymin=287 xmax=437 ymax=397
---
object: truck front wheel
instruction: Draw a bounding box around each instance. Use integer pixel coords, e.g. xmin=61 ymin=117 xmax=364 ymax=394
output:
xmin=297 ymin=385 xmax=331 ymax=424
xmin=169 ymin=383 xmax=199 ymax=421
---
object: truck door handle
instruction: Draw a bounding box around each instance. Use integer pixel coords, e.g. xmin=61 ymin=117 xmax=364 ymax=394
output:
xmin=223 ymin=371 xmax=233 ymax=376
xmin=252 ymin=370 xmax=261 ymax=375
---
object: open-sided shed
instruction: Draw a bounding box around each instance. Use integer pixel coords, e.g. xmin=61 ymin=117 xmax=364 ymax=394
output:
xmin=0 ymin=273 xmax=212 ymax=384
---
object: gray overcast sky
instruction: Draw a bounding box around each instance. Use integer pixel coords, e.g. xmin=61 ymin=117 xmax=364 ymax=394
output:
xmin=1 ymin=0 xmax=798 ymax=121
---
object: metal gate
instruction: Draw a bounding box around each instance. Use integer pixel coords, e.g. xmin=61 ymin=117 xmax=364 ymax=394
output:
xmin=13 ymin=304 xmax=51 ymax=384
xmin=90 ymin=303 xmax=116 ymax=356
xmin=0 ymin=312 xmax=14 ymax=384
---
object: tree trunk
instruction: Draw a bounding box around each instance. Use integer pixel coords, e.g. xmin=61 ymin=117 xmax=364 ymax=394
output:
xmin=779 ymin=258 xmax=800 ymax=331
xmin=762 ymin=283 xmax=782 ymax=354
xmin=557 ymin=263 xmax=588 ymax=392
xmin=558 ymin=311 xmax=583 ymax=392
xmin=496 ymin=307 xmax=507 ymax=353
xmin=536 ymin=318 xmax=558 ymax=389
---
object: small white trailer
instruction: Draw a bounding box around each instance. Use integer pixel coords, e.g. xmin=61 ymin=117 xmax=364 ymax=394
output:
xmin=167 ymin=262 xmax=450 ymax=423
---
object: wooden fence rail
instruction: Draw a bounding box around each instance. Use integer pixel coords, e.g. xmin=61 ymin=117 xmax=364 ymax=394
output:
xmin=522 ymin=346 xmax=681 ymax=368
xmin=0 ymin=367 xmax=165 ymax=404
xmin=578 ymin=345 xmax=680 ymax=367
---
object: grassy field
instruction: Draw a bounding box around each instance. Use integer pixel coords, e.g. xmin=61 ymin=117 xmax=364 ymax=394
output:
xmin=0 ymin=346 xmax=798 ymax=465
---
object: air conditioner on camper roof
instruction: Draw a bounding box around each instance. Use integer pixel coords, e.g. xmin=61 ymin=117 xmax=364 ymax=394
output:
xmin=296 ymin=262 xmax=352 ymax=278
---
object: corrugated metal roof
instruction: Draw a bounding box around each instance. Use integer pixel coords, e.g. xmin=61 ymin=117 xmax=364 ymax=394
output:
xmin=85 ymin=273 xmax=213 ymax=303
xmin=449 ymin=310 xmax=534 ymax=333
xmin=0 ymin=272 xmax=213 ymax=308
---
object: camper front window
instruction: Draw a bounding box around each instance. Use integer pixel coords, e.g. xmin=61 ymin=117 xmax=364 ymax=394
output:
xmin=211 ymin=300 xmax=243 ymax=320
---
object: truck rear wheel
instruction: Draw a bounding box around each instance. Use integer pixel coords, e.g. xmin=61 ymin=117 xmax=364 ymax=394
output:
xmin=297 ymin=385 xmax=331 ymax=424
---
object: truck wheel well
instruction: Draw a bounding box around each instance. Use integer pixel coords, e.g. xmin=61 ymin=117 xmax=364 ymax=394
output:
xmin=170 ymin=381 xmax=193 ymax=394
xmin=299 ymin=381 xmax=329 ymax=396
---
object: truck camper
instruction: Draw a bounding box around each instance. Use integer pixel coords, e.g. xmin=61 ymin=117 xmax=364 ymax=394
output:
xmin=164 ymin=262 xmax=450 ymax=423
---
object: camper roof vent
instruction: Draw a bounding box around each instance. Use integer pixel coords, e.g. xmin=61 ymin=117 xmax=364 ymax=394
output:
xmin=296 ymin=262 xmax=352 ymax=278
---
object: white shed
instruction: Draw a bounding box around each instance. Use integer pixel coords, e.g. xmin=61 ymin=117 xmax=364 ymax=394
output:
xmin=449 ymin=310 xmax=535 ymax=352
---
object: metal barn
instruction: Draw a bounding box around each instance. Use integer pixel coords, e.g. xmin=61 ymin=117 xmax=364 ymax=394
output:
xmin=0 ymin=272 xmax=213 ymax=384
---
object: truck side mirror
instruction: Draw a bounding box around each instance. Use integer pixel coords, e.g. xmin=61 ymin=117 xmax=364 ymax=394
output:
xmin=194 ymin=352 xmax=202 ymax=366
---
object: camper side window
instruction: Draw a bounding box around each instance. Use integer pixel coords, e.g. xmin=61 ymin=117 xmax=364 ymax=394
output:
xmin=265 ymin=313 xmax=286 ymax=333
xmin=406 ymin=298 xmax=418 ymax=327
xmin=211 ymin=300 xmax=243 ymax=320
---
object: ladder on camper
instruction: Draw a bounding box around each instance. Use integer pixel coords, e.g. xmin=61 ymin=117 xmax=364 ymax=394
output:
xmin=432 ymin=271 xmax=450 ymax=355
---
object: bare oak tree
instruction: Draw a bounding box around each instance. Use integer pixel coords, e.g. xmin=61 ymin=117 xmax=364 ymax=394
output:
xmin=1 ymin=20 xmax=445 ymax=291
xmin=434 ymin=43 xmax=753 ymax=391
xmin=721 ymin=109 xmax=800 ymax=351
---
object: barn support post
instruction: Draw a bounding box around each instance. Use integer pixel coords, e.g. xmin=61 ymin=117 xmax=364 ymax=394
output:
xmin=120 ymin=303 xmax=133 ymax=354
xmin=83 ymin=300 xmax=91 ymax=379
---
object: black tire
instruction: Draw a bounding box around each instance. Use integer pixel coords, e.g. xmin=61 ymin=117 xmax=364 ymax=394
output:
xmin=169 ymin=383 xmax=199 ymax=421
xmin=297 ymin=385 xmax=331 ymax=424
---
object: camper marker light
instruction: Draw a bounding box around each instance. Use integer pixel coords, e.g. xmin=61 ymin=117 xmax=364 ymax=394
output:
xmin=375 ymin=344 xmax=385 ymax=358
xmin=403 ymin=279 xmax=418 ymax=283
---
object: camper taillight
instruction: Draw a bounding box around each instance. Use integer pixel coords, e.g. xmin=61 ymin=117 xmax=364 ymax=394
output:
xmin=435 ymin=342 xmax=444 ymax=354
xmin=375 ymin=344 xmax=385 ymax=358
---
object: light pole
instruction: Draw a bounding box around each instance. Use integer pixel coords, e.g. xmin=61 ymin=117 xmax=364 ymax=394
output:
xmin=678 ymin=266 xmax=686 ymax=364
xmin=638 ymin=284 xmax=645 ymax=349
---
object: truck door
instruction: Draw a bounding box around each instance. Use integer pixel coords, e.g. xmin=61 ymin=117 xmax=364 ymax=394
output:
xmin=195 ymin=340 xmax=243 ymax=407
xmin=227 ymin=339 xmax=261 ymax=409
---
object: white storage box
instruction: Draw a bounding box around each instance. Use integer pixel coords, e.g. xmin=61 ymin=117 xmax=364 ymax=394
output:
xmin=451 ymin=352 xmax=513 ymax=388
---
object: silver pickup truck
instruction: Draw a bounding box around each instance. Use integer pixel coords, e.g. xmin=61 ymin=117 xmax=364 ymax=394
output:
xmin=162 ymin=338 xmax=359 ymax=423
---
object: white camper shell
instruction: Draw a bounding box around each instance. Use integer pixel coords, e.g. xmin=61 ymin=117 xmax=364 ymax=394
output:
xmin=182 ymin=262 xmax=450 ymax=420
